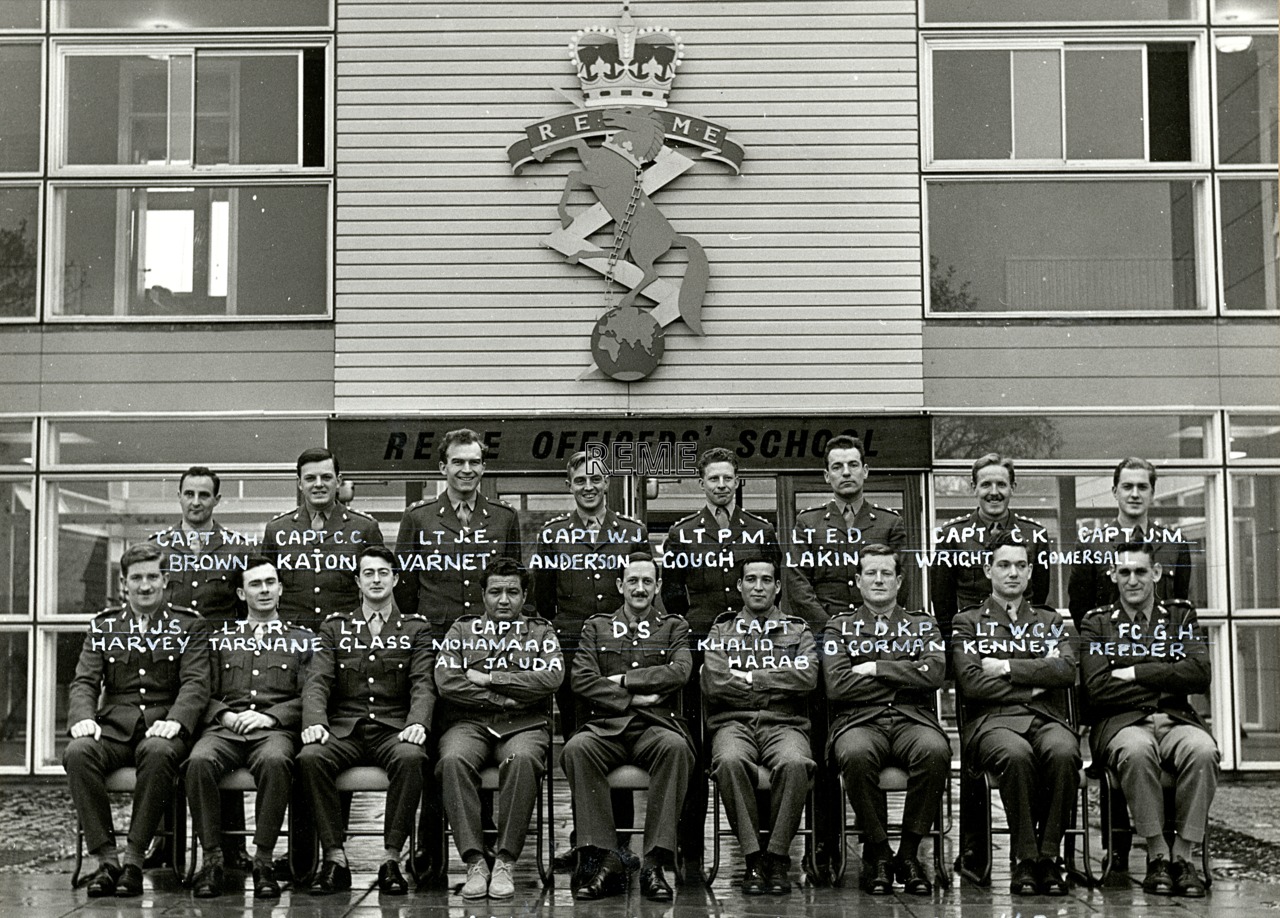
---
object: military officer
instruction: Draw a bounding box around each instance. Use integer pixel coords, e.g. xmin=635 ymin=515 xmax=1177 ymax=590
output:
xmin=702 ymin=552 xmax=817 ymax=896
xmin=435 ymin=558 xmax=564 ymax=900
xmin=562 ymin=553 xmax=694 ymax=903
xmin=953 ymin=533 xmax=1079 ymax=897
xmin=1079 ymin=542 xmax=1216 ymax=898
xmin=65 ymin=542 xmax=211 ymax=898
xmin=823 ymin=544 xmax=949 ymax=896
xmin=263 ymin=448 xmax=384 ymax=633
xmin=298 ymin=545 xmax=435 ymax=896
xmin=186 ymin=555 xmax=314 ymax=898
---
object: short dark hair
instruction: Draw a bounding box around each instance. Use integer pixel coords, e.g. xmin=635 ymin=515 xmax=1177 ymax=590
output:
xmin=823 ymin=435 xmax=865 ymax=467
xmin=856 ymin=543 xmax=902 ymax=576
xmin=239 ymin=554 xmax=277 ymax=589
xmin=1113 ymin=456 xmax=1157 ymax=489
xmin=296 ymin=447 xmax=339 ymax=478
xmin=623 ymin=551 xmax=660 ymax=574
xmin=1111 ymin=541 xmax=1156 ymax=565
xmin=736 ymin=550 xmax=781 ymax=581
xmin=179 ymin=465 xmax=221 ymax=496
xmin=119 ymin=542 xmax=164 ymax=577
xmin=988 ymin=531 xmax=1029 ymax=559
xmin=356 ymin=544 xmax=397 ymax=572
xmin=971 ymin=452 xmax=1016 ymax=487
xmin=439 ymin=428 xmax=487 ymax=466
xmin=698 ymin=447 xmax=738 ymax=475
xmin=481 ymin=556 xmax=530 ymax=592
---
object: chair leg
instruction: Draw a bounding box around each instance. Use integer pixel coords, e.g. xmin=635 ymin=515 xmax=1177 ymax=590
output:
xmin=72 ymin=821 xmax=85 ymax=888
xmin=1099 ymin=777 xmax=1115 ymax=884
xmin=707 ymin=782 xmax=721 ymax=884
xmin=934 ymin=779 xmax=952 ymax=889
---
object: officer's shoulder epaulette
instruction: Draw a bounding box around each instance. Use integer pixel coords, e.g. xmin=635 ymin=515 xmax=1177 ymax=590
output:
xmin=323 ymin=610 xmax=349 ymax=622
xmin=782 ymin=612 xmax=810 ymax=628
xmin=491 ymin=497 xmax=515 ymax=511
xmin=289 ymin=623 xmax=317 ymax=638
xmin=659 ymin=610 xmax=688 ymax=623
xmin=940 ymin=513 xmax=971 ymax=527
xmin=525 ymin=613 xmax=554 ymax=627
xmin=958 ymin=601 xmax=984 ymax=616
xmin=797 ymin=503 xmax=828 ymax=516
xmin=1162 ymin=598 xmax=1196 ymax=612
xmin=147 ymin=525 xmax=177 ymax=540
xmin=712 ymin=609 xmax=739 ymax=626
xmin=343 ymin=506 xmax=377 ymax=522
xmin=1031 ymin=603 xmax=1061 ymax=616
xmin=584 ymin=609 xmax=616 ymax=625
xmin=614 ymin=511 xmax=643 ymax=526
xmin=870 ymin=503 xmax=901 ymax=516
xmin=1013 ymin=512 xmax=1043 ymax=526
xmin=453 ymin=613 xmax=481 ymax=624
xmin=904 ymin=607 xmax=932 ymax=618
xmin=165 ymin=604 xmax=201 ymax=619
xmin=94 ymin=604 xmax=128 ymax=620
xmin=671 ymin=510 xmax=701 ymax=527
xmin=268 ymin=508 xmax=296 ymax=522
xmin=405 ymin=495 xmax=438 ymax=512
xmin=1083 ymin=603 xmax=1118 ymax=620
xmin=542 ymin=512 xmax=572 ymax=527
xmin=739 ymin=507 xmax=770 ymax=524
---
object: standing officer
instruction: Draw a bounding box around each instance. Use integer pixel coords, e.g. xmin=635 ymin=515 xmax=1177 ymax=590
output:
xmin=1079 ymin=542 xmax=1216 ymax=898
xmin=264 ymin=448 xmax=384 ymax=633
xmin=953 ymin=533 xmax=1079 ymax=897
xmin=562 ymin=553 xmax=694 ymax=903
xmin=186 ymin=556 xmax=314 ymax=899
xmin=702 ymin=552 xmax=817 ymax=896
xmin=65 ymin=542 xmax=210 ymax=898
xmin=298 ymin=545 xmax=435 ymax=896
xmin=435 ymin=558 xmax=564 ymax=900
xmin=823 ymin=544 xmax=949 ymax=896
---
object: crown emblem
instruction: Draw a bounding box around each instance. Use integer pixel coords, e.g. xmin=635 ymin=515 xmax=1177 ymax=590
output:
xmin=569 ymin=2 xmax=682 ymax=108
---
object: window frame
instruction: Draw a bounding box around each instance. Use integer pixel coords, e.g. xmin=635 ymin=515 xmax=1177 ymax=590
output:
xmin=1214 ymin=173 xmax=1278 ymax=312
xmin=919 ymin=0 xmax=1208 ymax=29
xmin=0 ymin=37 xmax=46 ymax=179
xmin=0 ymin=474 xmax=36 ymax=623
xmin=0 ymin=180 xmax=43 ymax=323
xmin=0 ymin=625 xmax=33 ymax=774
xmin=1210 ymin=28 xmax=1279 ymax=169
xmin=50 ymin=0 xmax=334 ymax=34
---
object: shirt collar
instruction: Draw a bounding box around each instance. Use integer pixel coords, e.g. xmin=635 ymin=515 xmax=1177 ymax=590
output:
xmin=708 ymin=501 xmax=736 ymax=521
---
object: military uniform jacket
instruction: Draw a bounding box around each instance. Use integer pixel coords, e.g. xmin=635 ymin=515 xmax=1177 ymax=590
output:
xmin=150 ymin=521 xmax=248 ymax=623
xmin=434 ymin=614 xmax=564 ymax=737
xmin=532 ymin=508 xmax=648 ymax=640
xmin=952 ymin=597 xmax=1076 ymax=750
xmin=660 ymin=506 xmax=779 ymax=636
xmin=930 ymin=510 xmax=1050 ymax=642
xmin=203 ymin=620 xmax=315 ymax=737
xmin=1079 ymin=598 xmax=1211 ymax=759
xmin=302 ymin=606 xmax=435 ymax=738
xmin=821 ymin=604 xmax=947 ymax=752
xmin=571 ymin=607 xmax=692 ymax=742
xmin=262 ymin=505 xmax=384 ymax=631
xmin=68 ymin=605 xmax=211 ymax=744
xmin=785 ymin=499 xmax=909 ymax=626
xmin=1067 ymin=519 xmax=1194 ymax=626
xmin=394 ymin=492 xmax=522 ymax=627
xmin=700 ymin=606 xmax=817 ymax=733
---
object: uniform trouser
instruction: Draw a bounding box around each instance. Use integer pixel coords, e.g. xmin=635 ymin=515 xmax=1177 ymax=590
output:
xmin=679 ymin=647 xmax=707 ymax=860
xmin=297 ymin=722 xmax=427 ymax=851
xmin=810 ymin=691 xmax=842 ymax=866
xmin=562 ymin=720 xmax=693 ymax=858
xmin=710 ymin=721 xmax=815 ymax=858
xmin=833 ymin=713 xmax=950 ymax=849
xmin=64 ymin=727 xmax=191 ymax=856
xmin=1107 ymin=714 xmax=1218 ymax=845
xmin=557 ymin=642 xmax=633 ymax=838
xmin=971 ymin=717 xmax=1080 ymax=863
xmin=438 ymin=723 xmax=549 ymax=862
xmin=185 ymin=730 xmax=298 ymax=853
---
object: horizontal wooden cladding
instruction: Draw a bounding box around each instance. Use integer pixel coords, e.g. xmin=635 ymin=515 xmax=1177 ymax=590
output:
xmin=338 ymin=1 xmax=914 ymax=14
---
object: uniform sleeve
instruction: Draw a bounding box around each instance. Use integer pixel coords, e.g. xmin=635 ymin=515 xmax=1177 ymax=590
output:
xmin=820 ymin=618 xmax=874 ymax=705
xmin=68 ymin=627 xmax=106 ymax=729
xmin=700 ymin=622 xmax=754 ymax=708
xmin=750 ymin=623 xmax=819 ymax=696
xmin=953 ymin=612 xmax=1035 ymax=704
xmin=263 ymin=639 xmax=309 ymax=732
xmin=406 ymin=620 xmax=437 ymax=729
xmin=302 ymin=619 xmax=338 ymax=730
xmin=169 ymin=619 xmax=212 ymax=733
xmin=488 ymin=625 xmax=565 ymax=704
xmin=625 ymin=617 xmax=693 ymax=696
xmin=571 ymin=619 xmax=633 ymax=714
xmin=1132 ymin=606 xmax=1211 ymax=695
xmin=1078 ymin=612 xmax=1115 ymax=708
xmin=874 ymin=618 xmax=946 ymax=690
xmin=782 ymin=518 xmax=826 ymax=626
xmin=433 ymin=622 xmax=507 ymax=709
xmin=1005 ymin=614 xmax=1076 ymax=689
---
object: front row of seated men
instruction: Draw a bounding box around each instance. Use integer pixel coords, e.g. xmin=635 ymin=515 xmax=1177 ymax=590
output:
xmin=64 ymin=536 xmax=1216 ymax=902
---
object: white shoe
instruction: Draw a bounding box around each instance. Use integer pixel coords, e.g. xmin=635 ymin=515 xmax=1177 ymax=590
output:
xmin=461 ymin=860 xmax=490 ymax=899
xmin=489 ymin=857 xmax=515 ymax=899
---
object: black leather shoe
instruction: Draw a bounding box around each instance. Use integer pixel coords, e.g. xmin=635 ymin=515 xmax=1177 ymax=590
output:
xmin=895 ymin=854 xmax=933 ymax=895
xmin=552 ymin=847 xmax=578 ymax=872
xmin=271 ymin=856 xmax=292 ymax=883
xmin=742 ymin=854 xmax=766 ymax=895
xmin=1143 ymin=856 xmax=1175 ymax=896
xmin=764 ymin=853 xmax=792 ymax=895
xmin=407 ymin=848 xmax=435 ymax=882
xmin=115 ymin=864 xmax=144 ymax=898
xmin=640 ymin=865 xmax=674 ymax=902
xmin=1010 ymin=858 xmax=1039 ymax=896
xmin=192 ymin=862 xmax=224 ymax=898
xmin=860 ymin=857 xmax=894 ymax=895
xmin=253 ymin=864 xmax=281 ymax=898
xmin=378 ymin=860 xmax=409 ymax=896
xmin=575 ymin=851 xmax=627 ymax=900
xmin=84 ymin=863 xmax=120 ymax=898
xmin=1173 ymin=857 xmax=1207 ymax=898
xmin=222 ymin=848 xmax=255 ymax=871
xmin=310 ymin=860 xmax=352 ymax=896
xmin=1037 ymin=857 xmax=1068 ymax=896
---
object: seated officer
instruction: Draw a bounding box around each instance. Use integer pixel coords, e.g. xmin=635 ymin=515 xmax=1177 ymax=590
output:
xmin=298 ymin=545 xmax=435 ymax=896
xmin=953 ymin=533 xmax=1079 ymax=897
xmin=562 ymin=553 xmax=694 ymax=903
xmin=702 ymin=552 xmax=817 ymax=896
xmin=823 ymin=544 xmax=949 ymax=896
xmin=186 ymin=556 xmax=314 ymax=899
xmin=1079 ymin=541 xmax=1216 ymax=898
xmin=65 ymin=542 xmax=210 ymax=898
xmin=435 ymin=558 xmax=564 ymax=900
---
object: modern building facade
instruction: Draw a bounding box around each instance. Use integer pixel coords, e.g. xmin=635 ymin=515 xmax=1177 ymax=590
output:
xmin=0 ymin=0 xmax=1277 ymax=776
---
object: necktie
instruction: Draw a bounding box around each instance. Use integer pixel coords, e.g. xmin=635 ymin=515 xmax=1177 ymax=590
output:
xmin=714 ymin=507 xmax=729 ymax=527
xmin=136 ymin=615 xmax=150 ymax=633
xmin=842 ymin=504 xmax=856 ymax=528
xmin=368 ymin=615 xmax=383 ymax=639
xmin=457 ymin=503 xmax=471 ymax=528
xmin=311 ymin=510 xmax=327 ymax=530
xmin=1007 ymin=604 xmax=1018 ymax=623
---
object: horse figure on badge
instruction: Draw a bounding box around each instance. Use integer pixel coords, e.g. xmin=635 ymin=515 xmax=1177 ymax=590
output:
xmin=541 ymin=108 xmax=708 ymax=335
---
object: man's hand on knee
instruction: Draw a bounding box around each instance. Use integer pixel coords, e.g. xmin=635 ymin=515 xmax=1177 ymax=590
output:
xmin=70 ymin=718 xmax=101 ymax=741
xmin=145 ymin=719 xmax=182 ymax=740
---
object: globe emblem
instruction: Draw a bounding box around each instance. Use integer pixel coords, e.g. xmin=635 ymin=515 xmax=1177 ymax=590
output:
xmin=591 ymin=306 xmax=665 ymax=381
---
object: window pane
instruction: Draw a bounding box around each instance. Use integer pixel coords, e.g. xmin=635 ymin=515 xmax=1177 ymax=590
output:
xmin=1237 ymin=623 xmax=1280 ymax=763
xmin=48 ymin=477 xmax=297 ymax=616
xmin=0 ymin=2 xmax=40 ymax=29
xmin=44 ymin=629 xmax=85 ymax=767
xmin=0 ymin=44 xmax=41 ymax=171
xmin=1214 ymin=0 xmax=1279 ymax=23
xmin=1216 ymin=34 xmax=1279 ymax=164
xmin=933 ymin=414 xmax=1212 ymax=461
xmin=929 ymin=180 xmax=1202 ymax=311
xmin=1012 ymin=51 xmax=1062 ymax=159
xmin=0 ymin=185 xmax=38 ymax=318
xmin=0 ymin=422 xmax=34 ymax=466
xmin=55 ymin=0 xmax=331 ymax=30
xmin=54 ymin=184 xmax=329 ymax=318
xmin=0 ymin=481 xmax=32 ymax=617
xmin=925 ymin=0 xmax=1200 ymax=23
xmin=1065 ymin=49 xmax=1145 ymax=159
xmin=932 ymin=51 xmax=1011 ymax=160
xmin=1230 ymin=414 xmax=1280 ymax=459
xmin=1221 ymin=178 xmax=1278 ymax=310
xmin=0 ymin=632 xmax=28 ymax=767
xmin=196 ymin=54 xmax=301 ymax=166
xmin=65 ymin=54 xmax=190 ymax=166
xmin=1233 ymin=473 xmax=1280 ymax=608
xmin=48 ymin=418 xmax=325 ymax=466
